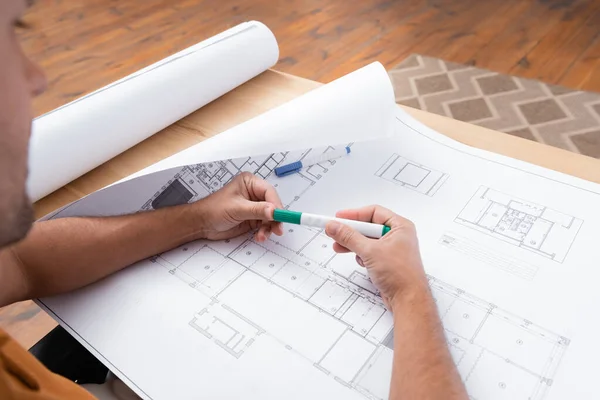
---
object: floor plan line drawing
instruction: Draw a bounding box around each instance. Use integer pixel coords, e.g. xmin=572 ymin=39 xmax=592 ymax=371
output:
xmin=153 ymin=227 xmax=388 ymax=338
xmin=150 ymin=226 xmax=569 ymax=400
xmin=140 ymin=145 xmax=352 ymax=212
xmin=374 ymin=153 xmax=448 ymax=196
xmin=455 ymin=187 xmax=583 ymax=263
xmin=140 ymin=150 xmax=569 ymax=400
xmin=429 ymin=277 xmax=569 ymax=400
xmin=439 ymin=232 xmax=540 ymax=280
xmin=189 ymin=300 xmax=265 ymax=359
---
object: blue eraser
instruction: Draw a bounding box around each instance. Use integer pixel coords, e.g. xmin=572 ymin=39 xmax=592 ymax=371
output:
xmin=275 ymin=161 xmax=303 ymax=177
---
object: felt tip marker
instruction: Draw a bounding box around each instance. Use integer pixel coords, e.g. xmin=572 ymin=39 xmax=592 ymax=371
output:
xmin=273 ymin=209 xmax=391 ymax=239
xmin=274 ymin=147 xmax=351 ymax=177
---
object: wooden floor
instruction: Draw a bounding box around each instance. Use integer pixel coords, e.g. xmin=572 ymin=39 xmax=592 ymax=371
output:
xmin=18 ymin=0 xmax=600 ymax=117
xmin=3 ymin=0 xmax=600 ymax=347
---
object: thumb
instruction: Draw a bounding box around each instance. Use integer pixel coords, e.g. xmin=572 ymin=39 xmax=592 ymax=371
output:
xmin=325 ymin=221 xmax=368 ymax=254
xmin=236 ymin=201 xmax=274 ymax=222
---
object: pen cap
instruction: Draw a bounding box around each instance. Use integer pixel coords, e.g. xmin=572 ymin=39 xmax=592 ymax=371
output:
xmin=274 ymin=161 xmax=302 ymax=177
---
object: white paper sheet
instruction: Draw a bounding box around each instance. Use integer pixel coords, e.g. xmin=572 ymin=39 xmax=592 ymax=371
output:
xmin=28 ymin=21 xmax=279 ymax=201
xmin=37 ymin=96 xmax=600 ymax=400
xmin=122 ymin=61 xmax=396 ymax=180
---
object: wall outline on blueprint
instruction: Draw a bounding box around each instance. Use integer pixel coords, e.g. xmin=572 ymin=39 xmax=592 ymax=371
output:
xmin=455 ymin=186 xmax=583 ymax=263
xmin=141 ymin=151 xmax=570 ymax=400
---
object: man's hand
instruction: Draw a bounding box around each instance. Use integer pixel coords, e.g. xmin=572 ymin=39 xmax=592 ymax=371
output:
xmin=1 ymin=172 xmax=284 ymax=305
xmin=325 ymin=205 xmax=469 ymax=400
xmin=194 ymin=172 xmax=284 ymax=242
xmin=324 ymin=205 xmax=429 ymax=310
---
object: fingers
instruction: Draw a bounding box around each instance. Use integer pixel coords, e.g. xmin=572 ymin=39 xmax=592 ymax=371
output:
xmin=254 ymin=221 xmax=282 ymax=243
xmin=335 ymin=207 xmax=374 ymax=222
xmin=236 ymin=200 xmax=275 ymax=222
xmin=325 ymin=220 xmax=369 ymax=255
xmin=332 ymin=242 xmax=351 ymax=253
xmin=271 ymin=221 xmax=284 ymax=236
xmin=255 ymin=224 xmax=272 ymax=242
xmin=237 ymin=173 xmax=285 ymax=228
xmin=242 ymin=172 xmax=284 ymax=210
xmin=355 ymin=255 xmax=365 ymax=267
xmin=336 ymin=205 xmax=405 ymax=227
xmin=244 ymin=205 xmax=282 ymax=241
xmin=256 ymin=222 xmax=281 ymax=242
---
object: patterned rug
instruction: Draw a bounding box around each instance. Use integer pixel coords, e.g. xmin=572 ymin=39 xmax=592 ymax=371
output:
xmin=389 ymin=54 xmax=600 ymax=159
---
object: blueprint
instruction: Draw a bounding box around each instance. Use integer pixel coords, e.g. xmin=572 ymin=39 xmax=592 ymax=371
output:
xmin=455 ymin=186 xmax=583 ymax=263
xmin=374 ymin=153 xmax=448 ymax=196
xmin=37 ymin=108 xmax=600 ymax=400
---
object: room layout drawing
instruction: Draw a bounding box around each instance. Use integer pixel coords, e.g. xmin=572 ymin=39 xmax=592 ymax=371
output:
xmin=151 ymin=227 xmax=396 ymax=398
xmin=140 ymin=145 xmax=350 ymax=211
xmin=374 ymin=153 xmax=448 ymax=196
xmin=189 ymin=301 xmax=264 ymax=358
xmin=455 ymin=187 xmax=583 ymax=263
xmin=430 ymin=277 xmax=568 ymax=400
xmin=140 ymin=150 xmax=568 ymax=400
xmin=150 ymin=224 xmax=568 ymax=400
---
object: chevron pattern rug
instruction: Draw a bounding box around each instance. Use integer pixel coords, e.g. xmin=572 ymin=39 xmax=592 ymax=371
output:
xmin=389 ymin=54 xmax=600 ymax=159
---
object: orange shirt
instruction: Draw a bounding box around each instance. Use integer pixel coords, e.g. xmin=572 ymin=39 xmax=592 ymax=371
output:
xmin=0 ymin=328 xmax=96 ymax=400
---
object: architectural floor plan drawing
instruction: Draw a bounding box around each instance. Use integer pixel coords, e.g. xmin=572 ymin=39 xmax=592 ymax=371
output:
xmin=135 ymin=150 xmax=571 ymax=400
xmin=455 ymin=187 xmax=583 ymax=263
xmin=430 ymin=277 xmax=569 ymax=400
xmin=189 ymin=301 xmax=264 ymax=359
xmin=151 ymin=227 xmax=569 ymax=400
xmin=374 ymin=153 xmax=448 ymax=196
xmin=140 ymin=145 xmax=349 ymax=212
xmin=151 ymin=227 xmax=395 ymax=399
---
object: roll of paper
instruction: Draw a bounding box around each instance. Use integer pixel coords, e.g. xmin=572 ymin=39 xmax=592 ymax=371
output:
xmin=27 ymin=21 xmax=279 ymax=201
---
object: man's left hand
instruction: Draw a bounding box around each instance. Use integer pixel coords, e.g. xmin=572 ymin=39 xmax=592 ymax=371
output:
xmin=193 ymin=172 xmax=284 ymax=242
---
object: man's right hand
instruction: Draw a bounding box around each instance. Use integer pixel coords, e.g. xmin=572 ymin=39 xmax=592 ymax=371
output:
xmin=324 ymin=205 xmax=430 ymax=310
xmin=326 ymin=205 xmax=469 ymax=399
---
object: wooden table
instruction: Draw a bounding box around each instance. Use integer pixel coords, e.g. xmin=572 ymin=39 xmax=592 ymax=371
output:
xmin=3 ymin=69 xmax=600 ymax=349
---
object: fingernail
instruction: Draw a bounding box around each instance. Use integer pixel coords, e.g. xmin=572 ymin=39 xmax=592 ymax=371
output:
xmin=274 ymin=223 xmax=284 ymax=236
xmin=326 ymin=221 xmax=341 ymax=236
xmin=356 ymin=256 xmax=364 ymax=267
xmin=265 ymin=204 xmax=274 ymax=219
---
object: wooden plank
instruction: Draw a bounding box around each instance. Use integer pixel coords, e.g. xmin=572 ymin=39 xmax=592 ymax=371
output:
xmin=509 ymin=1 xmax=600 ymax=82
xmin=319 ymin=8 xmax=443 ymax=81
xmin=400 ymin=0 xmax=507 ymax=60
xmin=581 ymin=59 xmax=600 ymax=92
xmin=469 ymin=1 xmax=568 ymax=73
xmin=434 ymin=0 xmax=532 ymax=65
xmin=20 ymin=0 xmax=600 ymax=116
xmin=559 ymin=34 xmax=600 ymax=90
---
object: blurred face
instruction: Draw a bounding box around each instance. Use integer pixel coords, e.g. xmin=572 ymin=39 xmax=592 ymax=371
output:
xmin=0 ymin=0 xmax=46 ymax=247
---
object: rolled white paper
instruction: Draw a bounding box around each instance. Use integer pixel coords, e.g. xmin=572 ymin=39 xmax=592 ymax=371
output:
xmin=28 ymin=21 xmax=279 ymax=201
